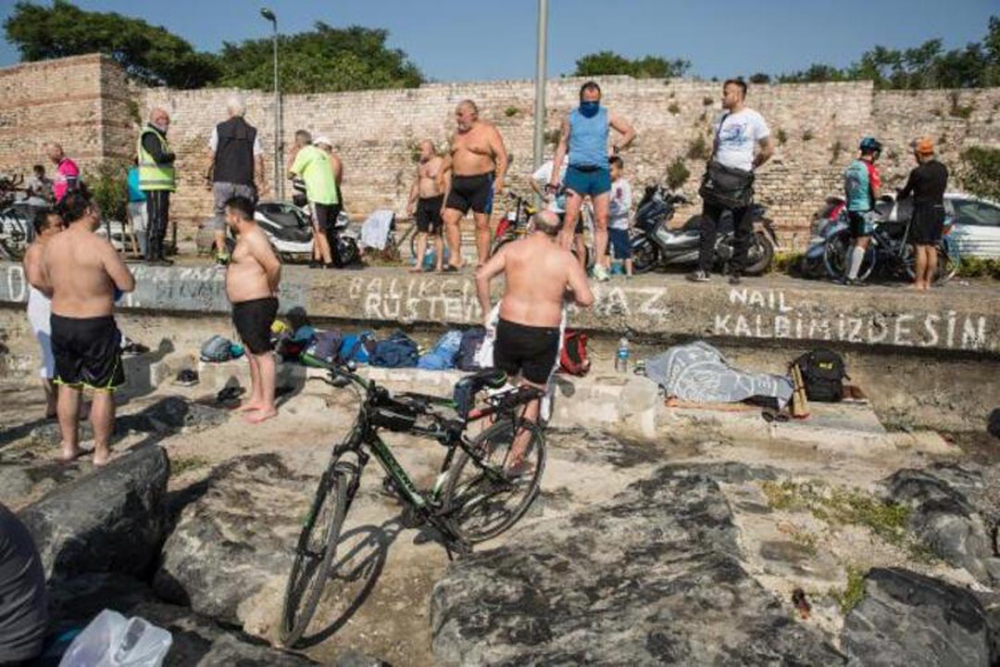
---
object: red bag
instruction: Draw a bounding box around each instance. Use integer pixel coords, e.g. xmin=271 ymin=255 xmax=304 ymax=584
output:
xmin=559 ymin=330 xmax=590 ymax=376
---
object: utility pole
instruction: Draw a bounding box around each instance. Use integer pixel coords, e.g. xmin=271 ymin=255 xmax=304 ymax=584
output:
xmin=532 ymin=0 xmax=550 ymax=181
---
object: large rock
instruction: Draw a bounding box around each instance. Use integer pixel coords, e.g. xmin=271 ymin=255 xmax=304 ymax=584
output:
xmin=883 ymin=464 xmax=1000 ymax=584
xmin=843 ymin=567 xmax=991 ymax=667
xmin=154 ymin=453 xmax=312 ymax=634
xmin=430 ymin=464 xmax=845 ymax=666
xmin=19 ymin=445 xmax=170 ymax=580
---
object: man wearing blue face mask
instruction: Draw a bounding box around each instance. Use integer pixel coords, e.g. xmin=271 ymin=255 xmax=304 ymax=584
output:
xmin=549 ymin=81 xmax=637 ymax=281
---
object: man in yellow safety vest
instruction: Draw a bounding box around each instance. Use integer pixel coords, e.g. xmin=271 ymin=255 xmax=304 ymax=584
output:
xmin=138 ymin=107 xmax=177 ymax=265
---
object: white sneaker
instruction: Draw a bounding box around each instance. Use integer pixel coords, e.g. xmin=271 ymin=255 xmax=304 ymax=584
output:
xmin=591 ymin=265 xmax=610 ymax=282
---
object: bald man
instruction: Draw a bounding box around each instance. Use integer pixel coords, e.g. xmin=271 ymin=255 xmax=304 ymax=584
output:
xmin=138 ymin=107 xmax=177 ymax=265
xmin=43 ymin=143 xmax=79 ymax=204
xmin=475 ymin=210 xmax=593 ymax=473
xmin=407 ymin=139 xmax=449 ymax=272
xmin=442 ymin=100 xmax=508 ymax=271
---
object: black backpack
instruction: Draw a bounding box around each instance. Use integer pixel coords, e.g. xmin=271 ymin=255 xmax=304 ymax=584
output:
xmin=794 ymin=349 xmax=847 ymax=403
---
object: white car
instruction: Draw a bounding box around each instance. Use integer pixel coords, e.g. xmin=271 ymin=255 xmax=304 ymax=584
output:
xmin=946 ymin=193 xmax=1000 ymax=259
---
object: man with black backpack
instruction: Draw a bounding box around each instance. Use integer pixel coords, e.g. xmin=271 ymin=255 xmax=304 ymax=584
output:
xmin=689 ymin=79 xmax=773 ymax=285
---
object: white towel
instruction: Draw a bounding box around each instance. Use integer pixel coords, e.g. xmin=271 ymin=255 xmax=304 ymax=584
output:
xmin=359 ymin=210 xmax=394 ymax=250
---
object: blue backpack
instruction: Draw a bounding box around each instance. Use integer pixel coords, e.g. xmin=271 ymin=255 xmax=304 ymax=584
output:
xmin=338 ymin=331 xmax=376 ymax=364
xmin=370 ymin=330 xmax=420 ymax=368
xmin=418 ymin=330 xmax=463 ymax=370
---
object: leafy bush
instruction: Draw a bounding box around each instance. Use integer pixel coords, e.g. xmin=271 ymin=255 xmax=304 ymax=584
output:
xmin=960 ymin=146 xmax=1000 ymax=202
xmin=802 ymin=129 xmax=815 ymax=142
xmin=948 ymin=91 xmax=975 ymax=119
xmin=668 ymin=102 xmax=681 ymax=115
xmin=504 ymin=106 xmax=519 ymax=118
xmin=665 ymin=158 xmax=691 ymax=191
xmin=86 ymin=161 xmax=129 ymax=223
xmin=776 ymin=129 xmax=788 ymax=145
xmin=956 ymin=257 xmax=1000 ymax=279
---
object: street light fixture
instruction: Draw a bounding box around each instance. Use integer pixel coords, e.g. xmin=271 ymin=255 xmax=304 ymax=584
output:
xmin=260 ymin=8 xmax=282 ymax=200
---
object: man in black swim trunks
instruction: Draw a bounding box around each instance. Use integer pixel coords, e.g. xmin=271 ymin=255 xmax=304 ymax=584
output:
xmin=442 ymin=100 xmax=508 ymax=270
xmin=40 ymin=192 xmax=135 ymax=466
xmin=475 ymin=210 xmax=594 ymax=471
xmin=225 ymin=196 xmax=282 ymax=423
xmin=899 ymin=137 xmax=949 ymax=291
xmin=407 ymin=140 xmax=449 ymax=272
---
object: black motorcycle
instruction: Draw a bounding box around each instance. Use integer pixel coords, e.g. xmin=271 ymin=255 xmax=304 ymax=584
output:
xmin=630 ymin=184 xmax=777 ymax=275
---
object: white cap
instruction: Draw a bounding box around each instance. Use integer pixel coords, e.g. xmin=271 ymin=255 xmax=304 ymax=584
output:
xmin=313 ymin=136 xmax=333 ymax=147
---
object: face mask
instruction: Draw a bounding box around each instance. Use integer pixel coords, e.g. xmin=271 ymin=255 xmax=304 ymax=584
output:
xmin=579 ymin=101 xmax=600 ymax=118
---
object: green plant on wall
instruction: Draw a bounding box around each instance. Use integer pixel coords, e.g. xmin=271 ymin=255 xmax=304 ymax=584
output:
xmin=686 ymin=135 xmax=710 ymax=161
xmin=830 ymin=140 xmax=845 ymax=165
xmin=666 ymin=157 xmax=691 ymax=191
xmin=668 ymin=102 xmax=681 ymax=115
xmin=86 ymin=160 xmax=129 ymax=223
xmin=504 ymin=106 xmax=520 ymax=118
xmin=960 ymin=146 xmax=1000 ymax=202
xmin=776 ymin=128 xmax=788 ymax=145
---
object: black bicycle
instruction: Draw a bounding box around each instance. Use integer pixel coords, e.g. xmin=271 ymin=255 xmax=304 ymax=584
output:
xmin=279 ymin=354 xmax=547 ymax=647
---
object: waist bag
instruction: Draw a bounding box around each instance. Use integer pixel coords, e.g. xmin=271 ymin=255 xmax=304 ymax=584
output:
xmin=699 ymin=160 xmax=755 ymax=209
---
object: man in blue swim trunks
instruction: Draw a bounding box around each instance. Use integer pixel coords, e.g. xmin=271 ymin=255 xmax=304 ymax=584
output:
xmin=549 ymin=81 xmax=636 ymax=281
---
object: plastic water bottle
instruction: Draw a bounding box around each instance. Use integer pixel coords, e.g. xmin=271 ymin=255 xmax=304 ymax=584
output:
xmin=615 ymin=336 xmax=629 ymax=373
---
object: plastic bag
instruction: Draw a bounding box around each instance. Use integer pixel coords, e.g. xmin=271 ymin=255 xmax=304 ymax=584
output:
xmin=59 ymin=609 xmax=172 ymax=667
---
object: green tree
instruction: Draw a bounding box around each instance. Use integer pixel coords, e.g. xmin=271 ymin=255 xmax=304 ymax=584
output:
xmin=3 ymin=0 xmax=219 ymax=88
xmin=573 ymin=50 xmax=690 ymax=79
xmin=215 ymin=23 xmax=423 ymax=93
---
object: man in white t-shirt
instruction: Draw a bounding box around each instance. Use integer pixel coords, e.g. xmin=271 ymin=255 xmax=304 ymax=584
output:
xmin=689 ymin=79 xmax=773 ymax=284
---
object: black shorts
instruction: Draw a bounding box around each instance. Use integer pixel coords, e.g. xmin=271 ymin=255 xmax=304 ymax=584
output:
xmin=910 ymin=204 xmax=945 ymax=245
xmin=50 ymin=314 xmax=125 ymax=391
xmin=446 ymin=173 xmax=494 ymax=215
xmin=311 ymin=202 xmax=341 ymax=232
xmin=848 ymin=211 xmax=874 ymax=238
xmin=493 ymin=318 xmax=560 ymax=385
xmin=416 ymin=195 xmax=444 ymax=235
xmin=233 ymin=297 xmax=279 ymax=355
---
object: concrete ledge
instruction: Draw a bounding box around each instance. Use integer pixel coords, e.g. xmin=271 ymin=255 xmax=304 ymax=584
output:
xmin=3 ymin=262 xmax=999 ymax=356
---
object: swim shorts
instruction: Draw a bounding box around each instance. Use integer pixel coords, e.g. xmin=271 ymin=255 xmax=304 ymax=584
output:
xmin=416 ymin=195 xmax=444 ymax=235
xmin=493 ymin=318 xmax=560 ymax=385
xmin=50 ymin=314 xmax=125 ymax=391
xmin=564 ymin=165 xmax=611 ymax=197
xmin=232 ymin=297 xmax=279 ymax=354
xmin=446 ymin=173 xmax=494 ymax=215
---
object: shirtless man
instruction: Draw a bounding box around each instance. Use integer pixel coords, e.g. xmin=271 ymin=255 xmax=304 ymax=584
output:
xmin=225 ymin=196 xmax=282 ymax=423
xmin=475 ymin=210 xmax=594 ymax=471
xmin=40 ymin=193 xmax=135 ymax=466
xmin=407 ymin=140 xmax=450 ymax=273
xmin=443 ymin=100 xmax=508 ymax=270
xmin=23 ymin=209 xmax=65 ymax=418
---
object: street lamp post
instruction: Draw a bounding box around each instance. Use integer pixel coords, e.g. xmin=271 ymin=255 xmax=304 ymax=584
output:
xmin=532 ymin=0 xmax=549 ymax=177
xmin=260 ymin=8 xmax=282 ymax=200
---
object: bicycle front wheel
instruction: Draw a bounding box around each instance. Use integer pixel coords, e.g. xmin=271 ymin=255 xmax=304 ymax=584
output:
xmin=442 ymin=419 xmax=546 ymax=544
xmin=280 ymin=461 xmax=355 ymax=648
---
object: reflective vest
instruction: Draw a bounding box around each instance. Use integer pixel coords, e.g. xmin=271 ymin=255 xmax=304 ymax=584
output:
xmin=137 ymin=127 xmax=176 ymax=191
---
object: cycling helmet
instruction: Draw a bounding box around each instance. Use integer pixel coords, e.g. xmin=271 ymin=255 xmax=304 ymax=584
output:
xmin=859 ymin=136 xmax=883 ymax=155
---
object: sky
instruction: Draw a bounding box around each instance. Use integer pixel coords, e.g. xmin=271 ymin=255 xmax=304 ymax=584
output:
xmin=0 ymin=0 xmax=996 ymax=82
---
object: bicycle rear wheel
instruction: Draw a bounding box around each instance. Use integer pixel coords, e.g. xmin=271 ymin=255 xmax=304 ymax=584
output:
xmin=280 ymin=460 xmax=355 ymax=648
xmin=442 ymin=418 xmax=546 ymax=544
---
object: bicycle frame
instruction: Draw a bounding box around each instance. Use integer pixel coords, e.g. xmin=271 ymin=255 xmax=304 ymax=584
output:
xmin=319 ymin=359 xmax=541 ymax=524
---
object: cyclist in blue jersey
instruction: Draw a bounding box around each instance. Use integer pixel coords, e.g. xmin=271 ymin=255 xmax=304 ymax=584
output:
xmin=841 ymin=137 xmax=882 ymax=285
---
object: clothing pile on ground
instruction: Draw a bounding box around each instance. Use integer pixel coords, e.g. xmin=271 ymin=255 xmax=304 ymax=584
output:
xmin=641 ymin=342 xmax=853 ymax=418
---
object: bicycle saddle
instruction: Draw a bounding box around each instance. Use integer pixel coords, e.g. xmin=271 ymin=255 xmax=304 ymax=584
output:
xmin=452 ymin=368 xmax=509 ymax=420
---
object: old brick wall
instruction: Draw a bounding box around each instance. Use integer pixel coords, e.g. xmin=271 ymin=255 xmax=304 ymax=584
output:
xmin=3 ymin=55 xmax=1000 ymax=248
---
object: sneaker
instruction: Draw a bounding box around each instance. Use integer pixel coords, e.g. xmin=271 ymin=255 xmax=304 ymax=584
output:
xmin=591 ymin=265 xmax=610 ymax=282
xmin=728 ymin=273 xmax=742 ymax=285
xmin=308 ymin=260 xmax=322 ymax=269
xmin=687 ymin=270 xmax=710 ymax=283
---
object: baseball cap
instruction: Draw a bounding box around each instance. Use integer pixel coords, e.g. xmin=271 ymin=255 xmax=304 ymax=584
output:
xmin=313 ymin=136 xmax=333 ymax=147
